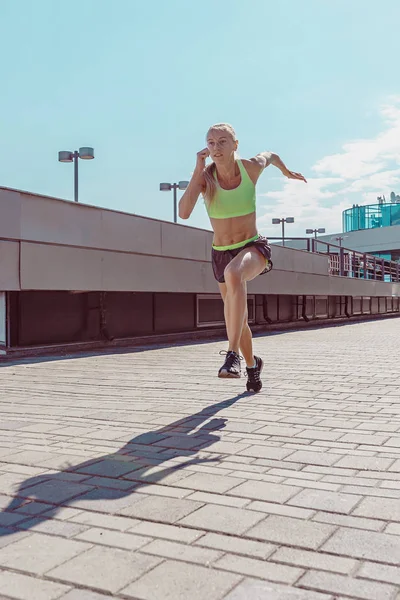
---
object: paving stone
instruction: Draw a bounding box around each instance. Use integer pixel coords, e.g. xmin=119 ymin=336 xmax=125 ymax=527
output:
xmin=121 ymin=559 xmax=241 ymax=599
xmin=70 ymin=511 xmax=139 ymax=531
xmin=47 ymin=546 xmax=161 ymax=593
xmin=81 ymin=475 xmax=135 ymax=490
xmin=74 ymin=527 xmax=150 ymax=550
xmin=185 ymin=490 xmax=250 ymax=508
xmin=353 ymin=496 xmax=400 ymax=521
xmin=313 ymin=511 xmax=385 ymax=531
xmin=271 ymin=547 xmax=358 ymax=574
xmin=388 ymin=459 xmax=400 ymax=472
xmin=379 ymin=479 xmax=400 ymax=489
xmin=17 ymin=517 xmax=89 ymax=538
xmin=41 ymin=507 xmax=83 ymax=521
xmin=118 ymin=495 xmax=203 ymax=523
xmin=247 ymin=515 xmax=336 ymax=550
xmin=129 ymin=520 xmax=203 ymax=543
xmin=174 ymin=471 xmax=245 ymax=493
xmin=228 ymin=480 xmax=299 ymax=503
xmin=0 ymin=532 xmax=90 ymax=574
xmin=12 ymin=500 xmax=51 ymax=516
xmin=1 ymin=451 xmax=59 ymax=465
xmin=141 ymin=538 xmax=222 ymax=564
xmin=288 ymin=489 xmax=362 ymax=514
xmin=194 ymin=531 xmax=276 ymax=559
xmin=339 ymin=433 xmax=390 ymax=445
xmin=0 ymin=528 xmax=31 ymax=549
xmin=304 ymin=466 xmax=358 ymax=476
xmin=254 ymin=459 xmax=305 ymax=471
xmin=0 ymin=570 xmax=71 ymax=600
xmin=283 ymin=451 xmax=342 ymax=467
xmin=299 ymin=570 xmax=396 ymax=600
xmin=0 ymin=464 xmax=45 ymax=476
xmin=130 ymin=482 xmax=192 ymax=499
xmin=235 ymin=471 xmax=285 ymax=484
xmin=334 ymin=455 xmax=395 ymax=471
xmin=340 ymin=484 xmax=400 ymax=498
xmin=0 ymin=472 xmax=37 ymax=495
xmin=242 ymin=446 xmax=294 ymax=460
xmin=295 ymin=430 xmax=343 ymax=441
xmin=357 ymin=422 xmax=400 ymax=433
xmin=0 ymin=512 xmax=29 ymax=527
xmin=60 ymin=591 xmax=115 ymax=599
xmin=358 ymin=561 xmax=400 ymax=585
xmin=73 ymin=458 xmax=139 ymax=478
xmin=246 ymin=500 xmax=315 ymax=519
xmin=254 ymin=425 xmax=305 ymax=437
xmin=37 ymin=456 xmax=96 ymax=471
xmin=385 ymin=522 xmax=400 ymax=535
xmin=322 ymin=475 xmax=377 ymax=487
xmin=269 ymin=468 xmax=323 ymax=481
xmin=224 ymin=578 xmax=334 ymax=599
xmin=122 ymin=464 xmax=194 ymax=486
xmin=67 ymin=487 xmax=146 ymax=513
xmin=215 ymin=553 xmax=304 ymax=583
xmin=322 ymin=527 xmax=400 ymax=564
xmin=178 ymin=504 xmax=264 ymax=535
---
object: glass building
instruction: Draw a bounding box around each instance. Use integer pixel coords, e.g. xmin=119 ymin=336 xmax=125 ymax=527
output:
xmin=341 ymin=195 xmax=400 ymax=268
xmin=343 ymin=200 xmax=400 ymax=233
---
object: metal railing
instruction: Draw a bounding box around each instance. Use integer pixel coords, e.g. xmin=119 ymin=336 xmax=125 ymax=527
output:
xmin=269 ymin=237 xmax=400 ymax=283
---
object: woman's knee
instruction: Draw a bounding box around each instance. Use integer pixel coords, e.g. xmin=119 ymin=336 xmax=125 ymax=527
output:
xmin=224 ymin=265 xmax=243 ymax=288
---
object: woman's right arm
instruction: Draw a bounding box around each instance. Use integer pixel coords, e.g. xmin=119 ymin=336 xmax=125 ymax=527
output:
xmin=178 ymin=149 xmax=209 ymax=220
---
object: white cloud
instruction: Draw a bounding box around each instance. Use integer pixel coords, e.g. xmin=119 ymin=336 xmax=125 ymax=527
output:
xmin=344 ymin=168 xmax=400 ymax=193
xmin=257 ymin=96 xmax=400 ymax=238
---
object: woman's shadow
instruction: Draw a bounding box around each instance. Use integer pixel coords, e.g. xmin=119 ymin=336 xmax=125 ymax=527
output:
xmin=0 ymin=393 xmax=248 ymax=536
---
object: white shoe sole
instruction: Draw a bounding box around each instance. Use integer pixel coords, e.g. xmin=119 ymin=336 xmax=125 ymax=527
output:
xmin=218 ymin=370 xmax=241 ymax=379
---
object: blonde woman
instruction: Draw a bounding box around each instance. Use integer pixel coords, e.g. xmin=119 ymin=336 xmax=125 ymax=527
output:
xmin=179 ymin=124 xmax=306 ymax=392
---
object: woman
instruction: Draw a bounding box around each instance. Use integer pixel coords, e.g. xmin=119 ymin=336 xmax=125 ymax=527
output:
xmin=179 ymin=123 xmax=306 ymax=392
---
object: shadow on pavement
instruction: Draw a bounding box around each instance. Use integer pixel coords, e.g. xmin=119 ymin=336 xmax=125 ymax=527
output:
xmin=0 ymin=392 xmax=249 ymax=536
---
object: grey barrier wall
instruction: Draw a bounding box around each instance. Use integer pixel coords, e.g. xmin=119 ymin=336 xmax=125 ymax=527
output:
xmin=1 ymin=187 xmax=399 ymax=355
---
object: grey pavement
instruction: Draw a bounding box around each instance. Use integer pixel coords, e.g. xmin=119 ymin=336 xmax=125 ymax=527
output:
xmin=0 ymin=318 xmax=400 ymax=599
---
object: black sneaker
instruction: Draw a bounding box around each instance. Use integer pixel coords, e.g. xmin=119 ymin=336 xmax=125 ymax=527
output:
xmin=218 ymin=350 xmax=242 ymax=378
xmin=246 ymin=356 xmax=264 ymax=392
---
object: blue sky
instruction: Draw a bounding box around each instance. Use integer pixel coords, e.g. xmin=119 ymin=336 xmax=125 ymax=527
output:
xmin=1 ymin=0 xmax=400 ymax=236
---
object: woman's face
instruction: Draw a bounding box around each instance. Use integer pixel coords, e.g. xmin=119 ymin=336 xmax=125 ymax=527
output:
xmin=206 ymin=128 xmax=238 ymax=163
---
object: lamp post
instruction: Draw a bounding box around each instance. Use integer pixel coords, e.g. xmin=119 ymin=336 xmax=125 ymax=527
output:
xmin=58 ymin=147 xmax=94 ymax=203
xmin=159 ymin=181 xmax=189 ymax=223
xmin=306 ymin=227 xmax=326 ymax=240
xmin=272 ymin=217 xmax=294 ymax=247
xmin=332 ymin=235 xmax=347 ymax=247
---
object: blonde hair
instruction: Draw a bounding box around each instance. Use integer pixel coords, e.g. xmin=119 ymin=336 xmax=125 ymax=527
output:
xmin=203 ymin=123 xmax=237 ymax=203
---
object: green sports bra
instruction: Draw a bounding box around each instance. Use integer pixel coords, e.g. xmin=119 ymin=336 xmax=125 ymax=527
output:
xmin=205 ymin=159 xmax=256 ymax=219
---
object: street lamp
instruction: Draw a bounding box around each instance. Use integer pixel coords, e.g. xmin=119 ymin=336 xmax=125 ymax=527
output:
xmin=306 ymin=227 xmax=326 ymax=239
xmin=272 ymin=217 xmax=294 ymax=247
xmin=332 ymin=235 xmax=347 ymax=247
xmin=159 ymin=181 xmax=189 ymax=223
xmin=58 ymin=147 xmax=94 ymax=203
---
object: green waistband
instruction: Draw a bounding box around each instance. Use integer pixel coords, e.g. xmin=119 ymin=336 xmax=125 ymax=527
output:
xmin=212 ymin=234 xmax=259 ymax=251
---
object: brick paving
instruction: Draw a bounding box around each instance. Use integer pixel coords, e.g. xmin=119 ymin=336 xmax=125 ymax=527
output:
xmin=0 ymin=318 xmax=400 ymax=599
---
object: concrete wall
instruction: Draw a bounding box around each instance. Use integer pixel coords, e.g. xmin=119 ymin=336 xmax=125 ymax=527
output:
xmin=1 ymin=186 xmax=400 ymax=297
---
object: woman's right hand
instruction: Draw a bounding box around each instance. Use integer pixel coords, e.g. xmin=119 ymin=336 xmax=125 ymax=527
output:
xmin=196 ymin=148 xmax=210 ymax=171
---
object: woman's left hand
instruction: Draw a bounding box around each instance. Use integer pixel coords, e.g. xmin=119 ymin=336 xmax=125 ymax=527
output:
xmin=284 ymin=169 xmax=307 ymax=183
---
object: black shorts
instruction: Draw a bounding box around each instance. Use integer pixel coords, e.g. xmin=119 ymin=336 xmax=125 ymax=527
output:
xmin=211 ymin=235 xmax=273 ymax=283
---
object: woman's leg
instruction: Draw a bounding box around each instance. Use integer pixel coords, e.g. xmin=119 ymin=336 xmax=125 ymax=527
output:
xmin=219 ymin=282 xmax=254 ymax=368
xmin=223 ymin=247 xmax=265 ymax=356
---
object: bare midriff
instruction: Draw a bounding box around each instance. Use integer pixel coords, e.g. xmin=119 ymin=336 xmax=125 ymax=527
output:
xmin=210 ymin=212 xmax=258 ymax=247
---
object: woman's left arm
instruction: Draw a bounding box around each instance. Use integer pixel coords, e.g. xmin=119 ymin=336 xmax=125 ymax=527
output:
xmin=250 ymin=152 xmax=307 ymax=182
